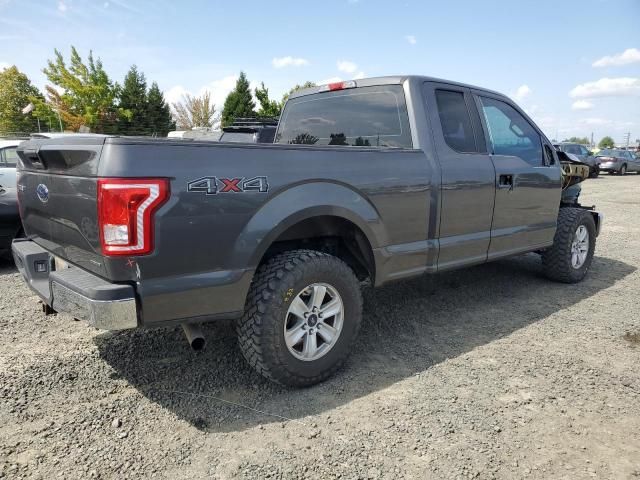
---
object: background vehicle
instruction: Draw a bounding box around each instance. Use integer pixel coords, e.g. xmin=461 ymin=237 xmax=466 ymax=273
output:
xmin=168 ymin=128 xmax=223 ymax=141
xmin=219 ymin=118 xmax=278 ymax=143
xmin=554 ymin=142 xmax=599 ymax=177
xmin=0 ymin=139 xmax=24 ymax=254
xmin=12 ymin=76 xmax=601 ymax=386
xmin=596 ymin=149 xmax=640 ymax=175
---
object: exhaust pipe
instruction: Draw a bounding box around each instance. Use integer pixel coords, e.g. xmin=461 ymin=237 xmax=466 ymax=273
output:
xmin=182 ymin=323 xmax=205 ymax=351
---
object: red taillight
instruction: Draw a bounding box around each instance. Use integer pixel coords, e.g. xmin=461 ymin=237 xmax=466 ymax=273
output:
xmin=97 ymin=178 xmax=169 ymax=256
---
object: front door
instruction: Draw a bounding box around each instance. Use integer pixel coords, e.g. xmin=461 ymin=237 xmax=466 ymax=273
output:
xmin=423 ymin=82 xmax=496 ymax=270
xmin=474 ymin=93 xmax=561 ymax=259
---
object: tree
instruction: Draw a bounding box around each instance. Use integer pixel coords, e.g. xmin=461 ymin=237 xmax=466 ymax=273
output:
xmin=281 ymin=81 xmax=316 ymax=104
xmin=172 ymin=91 xmax=217 ymax=129
xmin=119 ymin=65 xmax=147 ymax=135
xmin=254 ymin=82 xmax=281 ymax=117
xmin=221 ymin=72 xmax=256 ymax=127
xmin=146 ymin=82 xmax=174 ymax=136
xmin=562 ymin=136 xmax=589 ymax=145
xmin=42 ymin=46 xmax=121 ymax=133
xmin=0 ymin=66 xmax=44 ymax=134
xmin=598 ymin=136 xmax=614 ymax=149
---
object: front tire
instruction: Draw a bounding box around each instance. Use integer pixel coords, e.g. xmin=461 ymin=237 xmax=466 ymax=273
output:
xmin=237 ymin=250 xmax=362 ymax=387
xmin=542 ymin=208 xmax=596 ymax=283
xmin=589 ymin=167 xmax=599 ymax=178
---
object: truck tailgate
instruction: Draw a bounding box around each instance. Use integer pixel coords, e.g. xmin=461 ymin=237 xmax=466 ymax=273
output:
xmin=16 ymin=138 xmax=107 ymax=276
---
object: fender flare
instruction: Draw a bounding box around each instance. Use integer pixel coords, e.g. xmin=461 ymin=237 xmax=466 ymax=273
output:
xmin=231 ymin=181 xmax=387 ymax=269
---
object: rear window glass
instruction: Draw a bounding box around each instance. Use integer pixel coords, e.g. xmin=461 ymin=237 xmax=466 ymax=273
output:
xmin=276 ymin=85 xmax=413 ymax=148
xmin=435 ymin=90 xmax=476 ymax=153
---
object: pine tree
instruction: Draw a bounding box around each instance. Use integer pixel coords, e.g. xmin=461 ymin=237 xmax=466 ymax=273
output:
xmin=221 ymin=72 xmax=256 ymax=127
xmin=119 ymin=65 xmax=147 ymax=135
xmin=146 ymin=82 xmax=174 ymax=136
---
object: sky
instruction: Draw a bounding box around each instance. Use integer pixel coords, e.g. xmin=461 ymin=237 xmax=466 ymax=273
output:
xmin=0 ymin=0 xmax=639 ymax=144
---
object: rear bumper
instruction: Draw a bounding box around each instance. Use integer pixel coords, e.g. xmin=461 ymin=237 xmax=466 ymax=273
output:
xmin=598 ymin=161 xmax=620 ymax=171
xmin=12 ymin=239 xmax=138 ymax=330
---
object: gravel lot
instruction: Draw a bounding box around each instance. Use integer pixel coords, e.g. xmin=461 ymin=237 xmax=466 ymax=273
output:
xmin=1 ymin=175 xmax=639 ymax=480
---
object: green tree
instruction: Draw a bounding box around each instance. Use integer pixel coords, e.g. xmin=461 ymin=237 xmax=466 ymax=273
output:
xmin=0 ymin=66 xmax=44 ymax=134
xmin=598 ymin=136 xmax=614 ymax=149
xmin=42 ymin=46 xmax=121 ymax=133
xmin=118 ymin=65 xmax=147 ymax=135
xmin=172 ymin=91 xmax=217 ymax=129
xmin=562 ymin=136 xmax=589 ymax=145
xmin=254 ymin=82 xmax=281 ymax=117
xmin=281 ymin=81 xmax=316 ymax=104
xmin=221 ymin=72 xmax=256 ymax=127
xmin=146 ymin=82 xmax=174 ymax=136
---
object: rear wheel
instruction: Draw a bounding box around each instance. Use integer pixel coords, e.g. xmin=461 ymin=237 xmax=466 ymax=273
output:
xmin=542 ymin=208 xmax=596 ymax=283
xmin=237 ymin=250 xmax=362 ymax=387
xmin=619 ymin=164 xmax=627 ymax=175
xmin=589 ymin=167 xmax=599 ymax=178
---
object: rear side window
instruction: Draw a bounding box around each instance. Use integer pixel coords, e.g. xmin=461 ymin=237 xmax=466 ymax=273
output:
xmin=2 ymin=147 xmax=18 ymax=167
xmin=435 ymin=90 xmax=476 ymax=153
xmin=276 ymin=85 xmax=413 ymax=148
xmin=479 ymin=97 xmax=543 ymax=166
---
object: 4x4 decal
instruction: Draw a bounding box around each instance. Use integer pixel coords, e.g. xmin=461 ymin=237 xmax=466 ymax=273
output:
xmin=187 ymin=176 xmax=269 ymax=195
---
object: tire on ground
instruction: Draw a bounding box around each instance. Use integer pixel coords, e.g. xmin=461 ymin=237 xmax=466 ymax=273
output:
xmin=236 ymin=249 xmax=363 ymax=387
xmin=542 ymin=207 xmax=596 ymax=283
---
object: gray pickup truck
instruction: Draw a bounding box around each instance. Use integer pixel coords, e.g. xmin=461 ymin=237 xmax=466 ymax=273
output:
xmin=12 ymin=76 xmax=601 ymax=386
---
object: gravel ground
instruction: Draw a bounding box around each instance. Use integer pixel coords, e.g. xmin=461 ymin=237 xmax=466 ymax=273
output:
xmin=1 ymin=175 xmax=639 ymax=480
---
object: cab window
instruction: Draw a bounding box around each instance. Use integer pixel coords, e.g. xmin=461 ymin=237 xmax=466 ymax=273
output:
xmin=479 ymin=97 xmax=543 ymax=166
xmin=434 ymin=90 xmax=476 ymax=153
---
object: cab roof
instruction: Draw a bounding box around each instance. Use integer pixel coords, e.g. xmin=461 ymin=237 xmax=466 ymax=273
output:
xmin=287 ymin=75 xmax=505 ymax=100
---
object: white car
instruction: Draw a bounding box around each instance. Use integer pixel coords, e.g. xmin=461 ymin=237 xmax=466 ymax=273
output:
xmin=0 ymin=139 xmax=24 ymax=252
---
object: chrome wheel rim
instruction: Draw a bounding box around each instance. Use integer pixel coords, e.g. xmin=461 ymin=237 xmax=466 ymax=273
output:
xmin=571 ymin=225 xmax=589 ymax=269
xmin=284 ymin=283 xmax=344 ymax=362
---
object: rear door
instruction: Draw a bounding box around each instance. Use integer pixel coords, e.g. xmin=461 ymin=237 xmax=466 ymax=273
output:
xmin=423 ymin=82 xmax=496 ymax=269
xmin=474 ymin=92 xmax=561 ymax=258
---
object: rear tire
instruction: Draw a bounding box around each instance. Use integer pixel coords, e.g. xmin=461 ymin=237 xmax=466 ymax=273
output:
xmin=237 ymin=250 xmax=362 ymax=387
xmin=619 ymin=164 xmax=627 ymax=175
xmin=589 ymin=167 xmax=599 ymax=178
xmin=542 ymin=208 xmax=596 ymax=283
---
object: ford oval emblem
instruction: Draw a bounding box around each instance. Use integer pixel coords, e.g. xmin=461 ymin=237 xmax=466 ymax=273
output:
xmin=36 ymin=183 xmax=49 ymax=203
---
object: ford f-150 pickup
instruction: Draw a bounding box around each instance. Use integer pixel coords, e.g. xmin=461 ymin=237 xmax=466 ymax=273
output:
xmin=12 ymin=76 xmax=601 ymax=386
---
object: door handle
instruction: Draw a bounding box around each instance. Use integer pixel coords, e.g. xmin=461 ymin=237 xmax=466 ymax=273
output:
xmin=498 ymin=174 xmax=514 ymax=190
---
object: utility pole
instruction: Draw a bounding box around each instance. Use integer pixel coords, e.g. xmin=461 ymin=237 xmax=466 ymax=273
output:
xmin=623 ymin=131 xmax=631 ymax=148
xmin=590 ymin=132 xmax=594 ymax=149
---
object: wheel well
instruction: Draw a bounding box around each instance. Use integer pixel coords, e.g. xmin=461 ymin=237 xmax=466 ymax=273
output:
xmin=260 ymin=216 xmax=375 ymax=282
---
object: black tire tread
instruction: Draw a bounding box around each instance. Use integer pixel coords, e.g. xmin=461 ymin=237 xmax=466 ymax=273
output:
xmin=542 ymin=207 xmax=595 ymax=283
xmin=236 ymin=249 xmax=362 ymax=387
